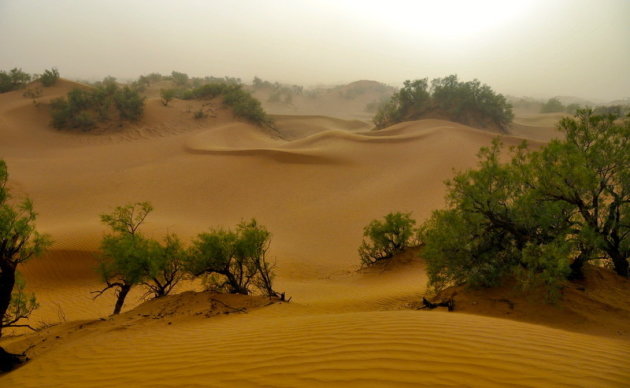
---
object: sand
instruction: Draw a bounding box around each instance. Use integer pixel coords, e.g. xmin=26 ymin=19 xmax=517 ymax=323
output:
xmin=0 ymin=80 xmax=628 ymax=386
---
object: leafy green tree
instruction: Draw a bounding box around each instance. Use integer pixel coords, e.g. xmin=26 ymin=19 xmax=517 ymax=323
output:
xmin=359 ymin=212 xmax=418 ymax=266
xmin=540 ymin=97 xmax=565 ymax=113
xmin=39 ymin=68 xmax=60 ymax=87
xmin=186 ymin=219 xmax=279 ymax=296
xmin=532 ymin=109 xmax=630 ymax=277
xmin=0 ymin=68 xmax=31 ymax=93
xmin=142 ymin=234 xmax=185 ymax=298
xmin=0 ymin=160 xmax=51 ymax=337
xmin=419 ymin=109 xmax=630 ymax=299
xmin=95 ymin=202 xmax=153 ymax=315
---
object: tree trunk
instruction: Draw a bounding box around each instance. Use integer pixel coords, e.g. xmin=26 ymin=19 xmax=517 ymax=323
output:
xmin=610 ymin=251 xmax=629 ymax=278
xmin=0 ymin=265 xmax=17 ymax=338
xmin=112 ymin=283 xmax=131 ymax=315
xmin=568 ymin=253 xmax=589 ymax=280
xmin=225 ymin=272 xmax=248 ymax=295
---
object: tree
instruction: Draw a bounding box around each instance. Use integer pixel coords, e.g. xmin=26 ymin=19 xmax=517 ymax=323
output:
xmin=186 ymin=219 xmax=279 ymax=296
xmin=541 ymin=97 xmax=565 ymax=113
xmin=141 ymin=234 xmax=185 ymax=298
xmin=359 ymin=212 xmax=418 ymax=267
xmin=419 ymin=109 xmax=630 ymax=299
xmin=95 ymin=202 xmax=153 ymax=315
xmin=114 ymin=86 xmax=145 ymax=121
xmin=39 ymin=68 xmax=60 ymax=87
xmin=0 ymin=160 xmax=51 ymax=337
xmin=533 ymin=109 xmax=630 ymax=277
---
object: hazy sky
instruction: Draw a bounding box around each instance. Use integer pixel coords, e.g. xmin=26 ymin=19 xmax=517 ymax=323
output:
xmin=1 ymin=0 xmax=628 ymax=100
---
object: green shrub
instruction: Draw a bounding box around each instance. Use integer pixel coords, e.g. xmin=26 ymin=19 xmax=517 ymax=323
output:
xmin=359 ymin=212 xmax=418 ymax=266
xmin=50 ymin=77 xmax=145 ymax=131
xmin=186 ymin=219 xmax=279 ymax=296
xmin=171 ymin=71 xmax=189 ymax=87
xmin=160 ymin=88 xmax=177 ymax=106
xmin=419 ymin=109 xmax=630 ymax=299
xmin=0 ymin=68 xmax=31 ymax=93
xmin=39 ymin=68 xmax=60 ymax=87
xmin=373 ymin=75 xmax=513 ymax=131
xmin=540 ymin=97 xmax=564 ymax=113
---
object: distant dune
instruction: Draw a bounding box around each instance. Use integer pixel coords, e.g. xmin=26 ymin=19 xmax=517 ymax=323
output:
xmin=1 ymin=81 xmax=628 ymax=387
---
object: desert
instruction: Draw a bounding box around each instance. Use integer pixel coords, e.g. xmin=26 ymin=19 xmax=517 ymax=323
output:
xmin=1 ymin=1 xmax=629 ymax=387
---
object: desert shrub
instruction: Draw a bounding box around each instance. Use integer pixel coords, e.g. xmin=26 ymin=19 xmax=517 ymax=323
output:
xmin=565 ymin=103 xmax=581 ymax=114
xmin=171 ymin=71 xmax=189 ymax=87
xmin=114 ymin=86 xmax=145 ymax=121
xmin=160 ymin=88 xmax=176 ymax=106
xmin=419 ymin=109 xmax=630 ymax=299
xmin=0 ymin=68 xmax=31 ymax=93
xmin=359 ymin=212 xmax=418 ymax=267
xmin=183 ymin=82 xmax=272 ymax=126
xmin=373 ymin=75 xmax=512 ymax=131
xmin=540 ymin=97 xmax=565 ymax=113
xmin=38 ymin=68 xmax=60 ymax=87
xmin=142 ymin=234 xmax=185 ymax=298
xmin=193 ymin=109 xmax=206 ymax=119
xmin=186 ymin=219 xmax=279 ymax=296
xmin=95 ymin=202 xmax=185 ymax=312
xmin=0 ymin=160 xmax=51 ymax=337
xmin=50 ymin=78 xmax=145 ymax=131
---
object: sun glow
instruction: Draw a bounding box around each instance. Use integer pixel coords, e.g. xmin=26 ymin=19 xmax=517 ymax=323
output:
xmin=333 ymin=0 xmax=539 ymax=42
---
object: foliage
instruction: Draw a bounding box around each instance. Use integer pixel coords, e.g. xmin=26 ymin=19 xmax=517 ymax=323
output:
xmin=96 ymin=202 xmax=154 ymax=314
xmin=183 ymin=82 xmax=273 ymax=126
xmin=50 ymin=77 xmax=145 ymax=131
xmin=39 ymin=68 xmax=60 ymax=87
xmin=142 ymin=234 xmax=185 ymax=298
xmin=186 ymin=219 xmax=278 ymax=296
xmin=419 ymin=109 xmax=630 ymax=299
xmin=97 ymin=202 xmax=185 ymax=311
xmin=540 ymin=97 xmax=565 ymax=113
xmin=373 ymin=75 xmax=513 ymax=131
xmin=0 ymin=160 xmax=51 ymax=336
xmin=358 ymin=212 xmax=418 ymax=266
xmin=0 ymin=68 xmax=31 ymax=93
xmin=1 ymin=274 xmax=39 ymax=329
xmin=160 ymin=88 xmax=177 ymax=106
xmin=171 ymin=71 xmax=189 ymax=87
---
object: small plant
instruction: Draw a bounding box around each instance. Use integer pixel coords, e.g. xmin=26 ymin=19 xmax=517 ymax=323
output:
xmin=359 ymin=212 xmax=418 ymax=267
xmin=160 ymin=88 xmax=176 ymax=106
xmin=39 ymin=68 xmax=60 ymax=87
xmin=23 ymin=87 xmax=43 ymax=106
xmin=193 ymin=109 xmax=206 ymax=119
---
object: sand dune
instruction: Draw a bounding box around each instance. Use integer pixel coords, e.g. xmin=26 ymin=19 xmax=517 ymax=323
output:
xmin=1 ymin=86 xmax=628 ymax=386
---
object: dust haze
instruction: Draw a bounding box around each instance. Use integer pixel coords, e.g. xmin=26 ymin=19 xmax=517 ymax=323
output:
xmin=0 ymin=0 xmax=628 ymax=101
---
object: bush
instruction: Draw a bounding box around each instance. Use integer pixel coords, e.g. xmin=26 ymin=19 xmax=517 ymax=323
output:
xmin=186 ymin=219 xmax=279 ymax=297
xmin=0 ymin=68 xmax=31 ymax=93
xmin=39 ymin=68 xmax=60 ymax=87
xmin=171 ymin=71 xmax=189 ymax=87
xmin=50 ymin=78 xmax=145 ymax=131
xmin=540 ymin=97 xmax=565 ymax=113
xmin=373 ymin=75 xmax=513 ymax=131
xmin=182 ymin=82 xmax=273 ymax=127
xmin=419 ymin=109 xmax=630 ymax=299
xmin=359 ymin=212 xmax=418 ymax=267
xmin=160 ymin=88 xmax=177 ymax=106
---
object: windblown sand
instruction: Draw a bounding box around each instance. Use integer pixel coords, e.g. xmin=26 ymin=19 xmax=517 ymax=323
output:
xmin=0 ymin=80 xmax=627 ymax=387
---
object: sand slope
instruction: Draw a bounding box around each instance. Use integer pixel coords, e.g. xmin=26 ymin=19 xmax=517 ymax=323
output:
xmin=1 ymin=86 xmax=628 ymax=386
